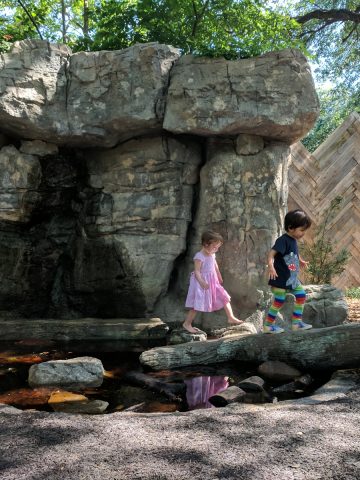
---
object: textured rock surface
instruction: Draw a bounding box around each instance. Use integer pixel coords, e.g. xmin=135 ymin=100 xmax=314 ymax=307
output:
xmin=0 ymin=40 xmax=320 ymax=325
xmin=277 ymin=284 xmax=348 ymax=329
xmin=0 ymin=145 xmax=41 ymax=222
xmin=164 ymin=137 xmax=290 ymax=322
xmin=0 ymin=317 xmax=168 ymax=341
xmin=0 ymin=41 xmax=180 ymax=147
xmin=28 ymin=356 xmax=104 ymax=388
xmin=163 ymin=49 xmax=319 ymax=143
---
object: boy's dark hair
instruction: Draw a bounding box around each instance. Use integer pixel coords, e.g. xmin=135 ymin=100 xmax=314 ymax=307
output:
xmin=284 ymin=210 xmax=312 ymax=231
xmin=201 ymin=230 xmax=224 ymax=245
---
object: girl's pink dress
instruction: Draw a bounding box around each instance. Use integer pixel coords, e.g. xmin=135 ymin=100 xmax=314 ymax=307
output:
xmin=185 ymin=251 xmax=231 ymax=312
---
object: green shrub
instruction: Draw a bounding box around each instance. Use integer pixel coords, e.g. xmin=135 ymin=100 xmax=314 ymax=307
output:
xmin=301 ymin=196 xmax=350 ymax=284
xmin=345 ymin=287 xmax=360 ymax=299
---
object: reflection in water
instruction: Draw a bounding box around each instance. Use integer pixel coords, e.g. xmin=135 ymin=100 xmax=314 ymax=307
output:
xmin=185 ymin=376 xmax=229 ymax=410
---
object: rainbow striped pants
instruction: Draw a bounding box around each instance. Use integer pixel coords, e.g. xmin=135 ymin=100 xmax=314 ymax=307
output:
xmin=266 ymin=285 xmax=306 ymax=326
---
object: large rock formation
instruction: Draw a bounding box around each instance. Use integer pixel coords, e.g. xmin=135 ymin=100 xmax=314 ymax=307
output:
xmin=0 ymin=40 xmax=319 ymax=325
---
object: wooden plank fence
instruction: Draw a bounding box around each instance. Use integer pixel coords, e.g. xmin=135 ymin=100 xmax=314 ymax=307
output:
xmin=288 ymin=111 xmax=360 ymax=289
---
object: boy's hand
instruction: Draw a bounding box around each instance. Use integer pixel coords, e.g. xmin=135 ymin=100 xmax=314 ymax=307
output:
xmin=299 ymin=259 xmax=309 ymax=269
xmin=268 ymin=265 xmax=278 ymax=280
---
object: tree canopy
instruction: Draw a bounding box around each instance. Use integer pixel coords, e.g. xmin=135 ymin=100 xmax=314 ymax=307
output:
xmin=0 ymin=0 xmax=359 ymax=150
xmin=287 ymin=0 xmax=359 ymax=151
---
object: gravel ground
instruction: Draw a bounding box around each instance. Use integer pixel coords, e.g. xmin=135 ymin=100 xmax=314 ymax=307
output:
xmin=346 ymin=298 xmax=360 ymax=323
xmin=0 ymin=384 xmax=359 ymax=480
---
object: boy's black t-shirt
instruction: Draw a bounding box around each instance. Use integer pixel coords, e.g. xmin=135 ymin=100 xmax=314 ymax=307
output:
xmin=268 ymin=233 xmax=301 ymax=290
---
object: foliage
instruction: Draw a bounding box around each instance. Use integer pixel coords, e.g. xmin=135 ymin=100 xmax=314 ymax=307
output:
xmin=0 ymin=1 xmax=358 ymax=149
xmin=0 ymin=0 xmax=97 ymax=50
xmin=290 ymin=0 xmax=360 ymax=90
xmin=285 ymin=0 xmax=360 ymax=152
xmin=91 ymin=0 xmax=304 ymax=57
xmin=302 ymin=85 xmax=360 ymax=152
xmin=301 ymin=196 xmax=350 ymax=285
xmin=345 ymin=287 xmax=360 ymax=299
xmin=0 ymin=0 xmax=305 ymax=56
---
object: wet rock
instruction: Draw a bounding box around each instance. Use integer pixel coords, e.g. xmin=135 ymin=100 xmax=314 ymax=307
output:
xmin=209 ymin=386 xmax=246 ymax=407
xmin=272 ymin=375 xmax=314 ymax=395
xmin=0 ymin=387 xmax=57 ymax=408
xmin=111 ymin=385 xmax=168 ymax=410
xmin=169 ymin=329 xmax=207 ymax=344
xmin=238 ymin=376 xmax=265 ymax=392
xmin=237 ymin=376 xmax=271 ymax=403
xmin=49 ymin=391 xmax=108 ymax=414
xmin=258 ymin=361 xmax=302 ymax=382
xmin=28 ymin=356 xmax=104 ymax=389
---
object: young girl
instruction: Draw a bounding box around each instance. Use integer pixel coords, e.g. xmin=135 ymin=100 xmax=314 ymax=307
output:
xmin=183 ymin=231 xmax=243 ymax=333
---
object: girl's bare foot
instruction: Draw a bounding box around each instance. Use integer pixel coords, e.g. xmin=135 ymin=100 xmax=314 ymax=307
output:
xmin=182 ymin=323 xmax=203 ymax=334
xmin=227 ymin=318 xmax=244 ymax=325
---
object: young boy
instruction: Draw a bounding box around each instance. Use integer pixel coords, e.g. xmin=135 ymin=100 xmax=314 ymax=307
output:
xmin=264 ymin=209 xmax=313 ymax=334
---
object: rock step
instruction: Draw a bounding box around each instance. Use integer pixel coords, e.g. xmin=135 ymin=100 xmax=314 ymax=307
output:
xmin=0 ymin=317 xmax=168 ymax=342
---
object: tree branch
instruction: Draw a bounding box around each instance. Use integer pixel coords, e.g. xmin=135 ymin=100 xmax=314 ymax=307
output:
xmin=17 ymin=0 xmax=43 ymax=40
xmin=296 ymin=8 xmax=360 ymax=25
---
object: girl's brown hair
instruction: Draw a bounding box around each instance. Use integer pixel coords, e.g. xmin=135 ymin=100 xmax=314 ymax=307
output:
xmin=201 ymin=230 xmax=224 ymax=246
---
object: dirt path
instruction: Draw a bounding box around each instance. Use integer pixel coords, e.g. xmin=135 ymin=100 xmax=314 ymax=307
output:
xmin=0 ymin=384 xmax=359 ymax=480
xmin=346 ymin=298 xmax=360 ymax=323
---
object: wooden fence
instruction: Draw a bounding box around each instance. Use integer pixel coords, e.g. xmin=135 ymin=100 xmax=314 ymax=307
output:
xmin=288 ymin=111 xmax=360 ymax=289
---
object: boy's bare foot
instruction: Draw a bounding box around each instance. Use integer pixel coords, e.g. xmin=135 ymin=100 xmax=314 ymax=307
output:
xmin=227 ymin=318 xmax=244 ymax=325
xmin=182 ymin=323 xmax=204 ymax=334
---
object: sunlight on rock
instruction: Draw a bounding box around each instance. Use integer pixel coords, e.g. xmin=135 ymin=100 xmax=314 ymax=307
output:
xmin=48 ymin=391 xmax=88 ymax=404
xmin=0 ymin=387 xmax=56 ymax=407
xmin=0 ymin=352 xmax=44 ymax=364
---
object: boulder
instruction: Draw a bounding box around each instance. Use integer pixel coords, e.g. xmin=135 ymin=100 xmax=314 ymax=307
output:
xmin=257 ymin=361 xmax=302 ymax=382
xmin=0 ymin=40 xmax=180 ymax=147
xmin=278 ymin=284 xmax=348 ymax=328
xmin=28 ymin=356 xmax=104 ymax=389
xmin=0 ymin=40 xmax=320 ymax=322
xmin=164 ymin=49 xmax=319 ymax=143
xmin=48 ymin=391 xmax=109 ymax=414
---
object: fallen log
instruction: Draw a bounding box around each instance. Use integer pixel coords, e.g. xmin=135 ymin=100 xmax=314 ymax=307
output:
xmin=139 ymin=324 xmax=360 ymax=371
xmin=123 ymin=371 xmax=185 ymax=401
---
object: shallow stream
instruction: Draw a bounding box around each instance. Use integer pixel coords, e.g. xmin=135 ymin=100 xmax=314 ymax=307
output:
xmin=0 ymin=339 xmax=331 ymax=414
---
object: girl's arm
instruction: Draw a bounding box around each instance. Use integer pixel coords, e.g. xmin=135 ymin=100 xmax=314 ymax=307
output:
xmin=215 ymin=260 xmax=223 ymax=284
xmin=194 ymin=259 xmax=209 ymax=289
xmin=267 ymin=249 xmax=278 ymax=280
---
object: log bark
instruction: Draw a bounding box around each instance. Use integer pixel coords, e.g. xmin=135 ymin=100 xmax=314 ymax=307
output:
xmin=123 ymin=371 xmax=185 ymax=401
xmin=139 ymin=324 xmax=360 ymax=371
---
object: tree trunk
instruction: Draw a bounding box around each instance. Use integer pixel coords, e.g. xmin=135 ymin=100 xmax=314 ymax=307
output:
xmin=139 ymin=324 xmax=360 ymax=371
xmin=83 ymin=0 xmax=89 ymax=39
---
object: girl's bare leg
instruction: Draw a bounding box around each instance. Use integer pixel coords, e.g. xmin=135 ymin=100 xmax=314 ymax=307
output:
xmin=183 ymin=309 xmax=203 ymax=333
xmin=224 ymin=303 xmax=243 ymax=325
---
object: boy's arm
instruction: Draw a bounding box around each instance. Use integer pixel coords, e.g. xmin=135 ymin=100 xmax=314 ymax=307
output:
xmin=267 ymin=249 xmax=278 ymax=280
xmin=298 ymin=255 xmax=309 ymax=268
